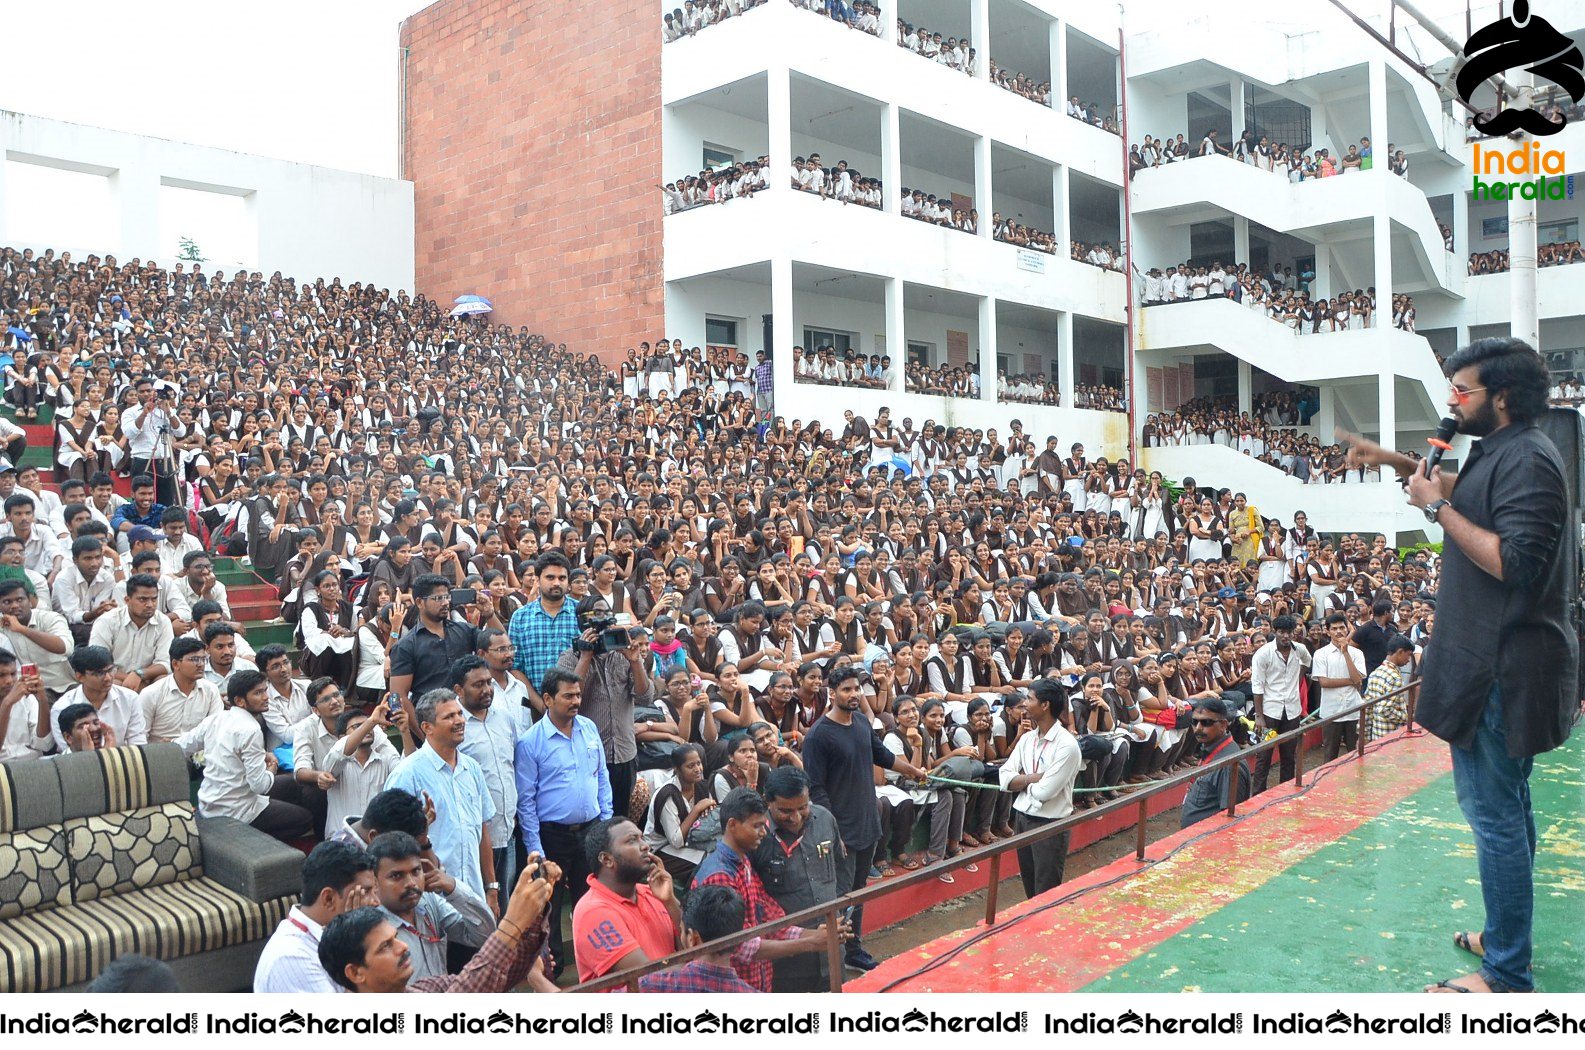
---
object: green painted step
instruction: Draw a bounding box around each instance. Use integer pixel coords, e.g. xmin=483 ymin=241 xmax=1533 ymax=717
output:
xmin=0 ymin=406 xmax=53 ymax=424
xmin=244 ymin=621 xmax=296 ymax=649
xmin=18 ymin=446 xmax=52 ymax=469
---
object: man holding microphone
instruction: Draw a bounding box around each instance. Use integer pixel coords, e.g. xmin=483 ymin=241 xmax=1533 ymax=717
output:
xmin=1340 ymin=337 xmax=1577 ymax=994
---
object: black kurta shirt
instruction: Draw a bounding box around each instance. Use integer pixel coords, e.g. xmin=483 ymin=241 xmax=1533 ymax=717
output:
xmin=1419 ymin=422 xmax=1577 ymax=757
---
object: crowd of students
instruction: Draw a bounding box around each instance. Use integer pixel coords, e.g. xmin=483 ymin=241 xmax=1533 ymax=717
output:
xmin=896 ymin=22 xmax=976 ymax=75
xmin=1469 ymin=240 xmax=1585 ymax=275
xmin=663 ymin=0 xmax=770 ymax=42
xmin=0 ymin=240 xmax=1433 ymax=994
xmin=1131 ymin=131 xmax=1408 ymax=180
xmin=794 ymin=155 xmax=883 ymax=208
xmin=660 ymin=160 xmax=771 ymax=214
xmin=1066 ymin=97 xmax=1119 ymax=135
xmin=1138 ymin=260 xmax=1417 ymax=334
xmin=991 ymin=62 xmax=1052 ymax=107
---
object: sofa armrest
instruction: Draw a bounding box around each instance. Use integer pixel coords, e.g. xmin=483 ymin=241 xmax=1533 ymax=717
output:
xmin=197 ymin=816 xmax=303 ymax=903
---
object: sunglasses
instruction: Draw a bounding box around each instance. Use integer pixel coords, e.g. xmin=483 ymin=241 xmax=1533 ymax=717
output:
xmin=1449 ymin=384 xmax=1487 ymax=405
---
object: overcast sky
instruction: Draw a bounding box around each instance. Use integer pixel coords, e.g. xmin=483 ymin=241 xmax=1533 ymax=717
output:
xmin=1 ymin=0 xmax=430 ymax=178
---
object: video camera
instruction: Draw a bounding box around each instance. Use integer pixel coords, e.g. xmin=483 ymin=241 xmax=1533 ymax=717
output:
xmin=577 ymin=609 xmax=635 ymax=654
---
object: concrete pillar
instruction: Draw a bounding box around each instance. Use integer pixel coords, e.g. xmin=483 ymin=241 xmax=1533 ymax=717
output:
xmin=1230 ymin=78 xmax=1246 ymax=140
xmin=771 ymin=255 xmax=794 ymax=398
xmin=1233 ymin=215 xmax=1250 ymax=265
xmin=882 ymin=101 xmax=901 ymax=215
xmin=885 ymin=275 xmax=906 ymax=394
xmin=1058 ymin=311 xmax=1075 ymax=407
xmin=971 ymin=0 xmax=989 ymax=82
xmin=1368 ymin=59 xmax=1392 ymax=329
xmin=1053 ymin=166 xmax=1071 ymax=249
xmin=979 ymin=296 xmax=998 ymax=402
xmin=1451 ymin=188 xmax=1468 ymax=260
xmin=1053 ymin=20 xmax=1067 ymax=112
xmin=1314 ymin=242 xmax=1333 ymax=302
xmin=768 ymin=66 xmax=793 ymax=197
xmin=1237 ymin=359 xmax=1252 ymax=414
xmin=1317 ymin=386 xmax=1336 ymax=437
xmin=974 ymin=134 xmax=992 ymax=239
xmin=1378 ymin=373 xmax=1397 ymax=454
xmin=113 ymin=166 xmax=161 ymax=261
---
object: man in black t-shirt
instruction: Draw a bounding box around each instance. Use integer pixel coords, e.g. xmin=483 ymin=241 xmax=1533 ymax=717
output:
xmin=1350 ymin=599 xmax=1395 ymax=673
xmin=802 ymin=665 xmax=925 ymax=973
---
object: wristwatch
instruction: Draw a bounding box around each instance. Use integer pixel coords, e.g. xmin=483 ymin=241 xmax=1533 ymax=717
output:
xmin=486 ymin=882 xmax=500 ymax=891
xmin=1423 ymin=498 xmax=1449 ymax=523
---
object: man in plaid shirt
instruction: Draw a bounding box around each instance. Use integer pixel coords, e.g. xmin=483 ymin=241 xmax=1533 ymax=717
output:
xmin=508 ymin=551 xmax=580 ymax=715
xmin=1363 ymin=635 xmax=1416 ymax=741
xmin=639 ymin=885 xmax=759 ymax=993
xmin=691 ymin=788 xmax=840 ymax=991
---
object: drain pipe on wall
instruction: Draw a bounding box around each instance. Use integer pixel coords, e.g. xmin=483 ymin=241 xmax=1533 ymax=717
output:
xmin=1118 ymin=7 xmax=1138 ymax=467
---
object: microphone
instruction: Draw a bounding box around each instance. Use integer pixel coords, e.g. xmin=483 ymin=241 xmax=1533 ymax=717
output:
xmin=1424 ymin=416 xmax=1457 ymax=477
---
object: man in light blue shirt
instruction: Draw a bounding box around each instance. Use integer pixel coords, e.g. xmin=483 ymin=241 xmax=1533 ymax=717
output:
xmin=386 ymin=688 xmax=499 ymax=912
xmin=453 ymin=655 xmax=519 ymax=891
xmin=514 ymin=667 xmax=611 ymax=978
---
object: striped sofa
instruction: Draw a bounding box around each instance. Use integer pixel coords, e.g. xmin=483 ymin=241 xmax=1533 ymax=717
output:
xmin=0 ymin=743 xmax=302 ymax=992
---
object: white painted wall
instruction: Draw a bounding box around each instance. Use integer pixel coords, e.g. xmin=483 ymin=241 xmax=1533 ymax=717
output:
xmin=0 ymin=110 xmax=414 ymax=290
xmin=664 ymin=102 xmax=770 ymax=179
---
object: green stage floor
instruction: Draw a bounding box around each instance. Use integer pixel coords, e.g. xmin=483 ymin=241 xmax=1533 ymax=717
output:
xmin=1086 ymin=733 xmax=1584 ymax=992
xmin=856 ymin=726 xmax=1584 ymax=994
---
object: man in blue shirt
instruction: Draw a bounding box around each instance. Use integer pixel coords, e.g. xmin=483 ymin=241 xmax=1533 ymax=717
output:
xmin=508 ymin=551 xmax=579 ymax=716
xmin=386 ymin=688 xmax=499 ymax=915
xmin=515 ymin=666 xmax=611 ymax=977
xmin=109 ymin=475 xmax=165 ymax=543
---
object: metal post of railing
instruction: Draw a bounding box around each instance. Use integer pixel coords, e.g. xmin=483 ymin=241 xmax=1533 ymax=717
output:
xmin=1224 ymin=752 xmax=1241 ymax=817
xmin=825 ymin=903 xmax=844 ymax=992
xmin=984 ymin=852 xmax=1002 ymax=926
xmin=1356 ymin=704 xmax=1369 ymax=759
xmin=1134 ymin=797 xmax=1149 ymax=861
xmin=1294 ymin=724 xmax=1308 ymax=788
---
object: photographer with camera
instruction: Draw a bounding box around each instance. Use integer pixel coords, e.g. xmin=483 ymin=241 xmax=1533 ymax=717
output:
xmin=556 ymin=594 xmax=655 ymax=820
xmin=121 ymin=376 xmax=186 ymax=507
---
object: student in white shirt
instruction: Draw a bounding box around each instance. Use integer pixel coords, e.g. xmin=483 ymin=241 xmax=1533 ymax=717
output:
xmin=325 ymin=706 xmax=405 ymax=837
xmin=254 ymin=840 xmax=378 ymax=993
xmin=155 ymin=507 xmax=204 ymax=578
xmin=1250 ymin=614 xmax=1312 ymax=792
xmin=1312 ymin=612 xmax=1366 ymax=761
xmin=998 ymin=678 xmax=1081 ymax=897
xmin=175 ymin=669 xmax=313 ymax=841
xmin=0 ymin=651 xmax=50 ymax=760
xmin=48 ymin=646 xmax=146 ymax=753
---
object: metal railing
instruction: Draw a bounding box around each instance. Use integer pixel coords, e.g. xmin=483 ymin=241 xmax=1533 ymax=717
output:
xmin=572 ymin=680 xmax=1420 ymax=992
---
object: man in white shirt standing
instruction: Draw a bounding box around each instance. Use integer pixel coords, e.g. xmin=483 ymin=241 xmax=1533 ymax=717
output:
xmin=254 ymin=841 xmax=377 ymax=993
xmin=1312 ymin=612 xmax=1365 ymax=761
xmin=1250 ymin=614 xmax=1312 ymax=793
xmin=175 ymin=669 xmax=313 ymax=841
xmin=998 ymin=678 xmax=1081 ymax=898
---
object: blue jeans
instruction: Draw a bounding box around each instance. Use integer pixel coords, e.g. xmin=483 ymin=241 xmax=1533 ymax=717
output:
xmin=1450 ymin=682 xmax=1537 ymax=990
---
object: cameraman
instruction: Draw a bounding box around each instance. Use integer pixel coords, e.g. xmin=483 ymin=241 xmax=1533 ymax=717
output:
xmin=122 ymin=377 xmax=186 ymax=507
xmin=556 ymin=594 xmax=654 ymax=817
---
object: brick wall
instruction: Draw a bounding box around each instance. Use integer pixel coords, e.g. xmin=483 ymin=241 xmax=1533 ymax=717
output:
xmin=401 ymin=0 xmax=663 ymax=364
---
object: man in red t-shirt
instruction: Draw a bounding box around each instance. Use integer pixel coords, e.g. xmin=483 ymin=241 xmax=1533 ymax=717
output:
xmin=571 ymin=817 xmax=681 ymax=984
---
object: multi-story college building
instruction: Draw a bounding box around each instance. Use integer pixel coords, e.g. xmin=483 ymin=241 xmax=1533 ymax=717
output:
xmin=399 ymin=0 xmax=1584 ymax=539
